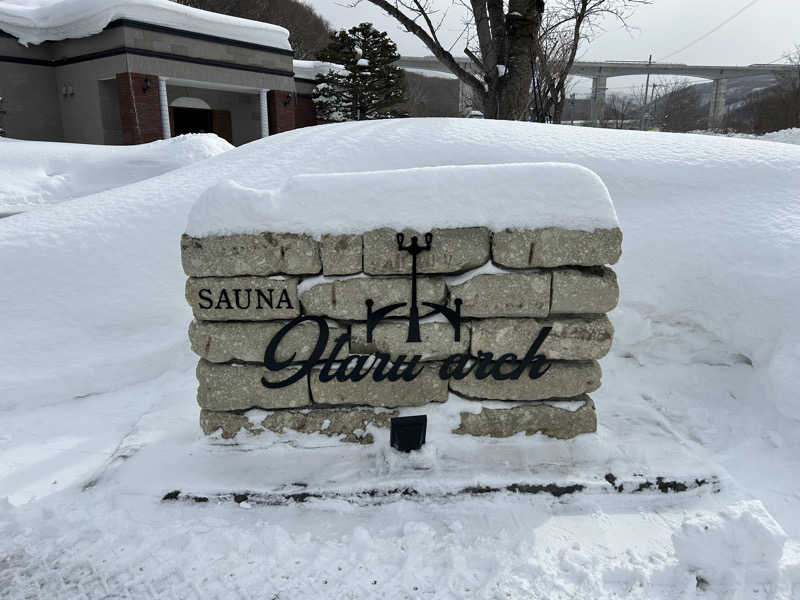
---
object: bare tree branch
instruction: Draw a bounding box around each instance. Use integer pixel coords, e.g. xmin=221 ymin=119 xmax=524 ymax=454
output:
xmin=360 ymin=0 xmax=486 ymax=96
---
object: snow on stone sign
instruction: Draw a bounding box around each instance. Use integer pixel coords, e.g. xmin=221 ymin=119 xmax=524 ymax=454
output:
xmin=181 ymin=163 xmax=621 ymax=444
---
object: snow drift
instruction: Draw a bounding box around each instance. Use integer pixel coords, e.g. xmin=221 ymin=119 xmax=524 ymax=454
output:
xmin=0 ymin=134 xmax=232 ymax=214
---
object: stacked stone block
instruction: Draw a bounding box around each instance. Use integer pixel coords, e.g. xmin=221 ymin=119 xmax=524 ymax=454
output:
xmin=182 ymin=224 xmax=621 ymax=443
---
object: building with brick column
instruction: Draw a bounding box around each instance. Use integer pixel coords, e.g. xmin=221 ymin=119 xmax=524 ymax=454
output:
xmin=0 ymin=0 xmax=321 ymax=145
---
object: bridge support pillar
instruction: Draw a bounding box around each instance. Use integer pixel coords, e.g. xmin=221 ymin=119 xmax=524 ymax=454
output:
xmin=590 ymin=76 xmax=607 ymax=126
xmin=709 ymin=78 xmax=728 ymax=130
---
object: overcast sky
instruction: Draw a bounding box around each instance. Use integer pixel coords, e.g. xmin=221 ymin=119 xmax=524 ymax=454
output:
xmin=305 ymin=0 xmax=800 ymax=94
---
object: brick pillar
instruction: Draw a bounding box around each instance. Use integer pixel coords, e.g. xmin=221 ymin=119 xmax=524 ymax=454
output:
xmin=295 ymin=95 xmax=318 ymax=129
xmin=267 ymin=90 xmax=296 ymax=135
xmin=116 ymin=72 xmax=164 ymax=145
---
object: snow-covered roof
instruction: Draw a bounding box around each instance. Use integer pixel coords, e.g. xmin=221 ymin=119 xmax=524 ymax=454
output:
xmin=404 ymin=67 xmax=459 ymax=81
xmin=185 ymin=162 xmax=619 ymax=238
xmin=292 ymin=60 xmax=344 ymax=80
xmin=0 ymin=0 xmax=291 ymax=50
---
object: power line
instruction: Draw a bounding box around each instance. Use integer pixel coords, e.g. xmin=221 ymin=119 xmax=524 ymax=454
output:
xmin=764 ymin=52 xmax=795 ymax=65
xmin=657 ymin=0 xmax=763 ymax=61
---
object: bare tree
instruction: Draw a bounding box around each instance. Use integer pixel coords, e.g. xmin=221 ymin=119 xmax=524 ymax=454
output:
xmin=656 ymin=78 xmax=703 ymax=131
xmin=355 ymin=0 xmax=545 ymax=119
xmin=356 ymin=0 xmax=647 ymax=120
xmin=630 ymin=78 xmax=703 ymax=131
xmin=605 ymin=92 xmax=635 ymax=128
xmin=533 ymin=0 xmax=649 ymax=123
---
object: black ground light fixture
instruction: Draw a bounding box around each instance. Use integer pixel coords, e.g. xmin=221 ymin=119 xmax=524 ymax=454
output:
xmin=390 ymin=415 xmax=427 ymax=452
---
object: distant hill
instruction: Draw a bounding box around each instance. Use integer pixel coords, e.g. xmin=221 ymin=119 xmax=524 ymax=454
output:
xmin=691 ymin=73 xmax=778 ymax=111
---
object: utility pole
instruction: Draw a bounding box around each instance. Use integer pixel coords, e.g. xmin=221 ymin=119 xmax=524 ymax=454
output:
xmin=640 ymin=54 xmax=652 ymax=130
xmin=651 ymin=82 xmax=659 ymax=128
xmin=569 ymin=93 xmax=575 ymax=125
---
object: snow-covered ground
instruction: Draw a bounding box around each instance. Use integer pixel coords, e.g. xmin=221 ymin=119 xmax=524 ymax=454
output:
xmin=693 ymin=127 xmax=800 ymax=146
xmin=0 ymin=134 xmax=232 ymax=215
xmin=760 ymin=127 xmax=800 ymax=145
xmin=1 ymin=120 xmax=800 ymax=598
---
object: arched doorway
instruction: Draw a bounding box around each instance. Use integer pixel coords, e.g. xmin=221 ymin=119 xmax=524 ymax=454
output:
xmin=169 ymin=97 xmax=232 ymax=143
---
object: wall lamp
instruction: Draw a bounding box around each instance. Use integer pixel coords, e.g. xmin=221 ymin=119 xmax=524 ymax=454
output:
xmin=61 ymin=84 xmax=74 ymax=97
xmin=143 ymin=77 xmax=151 ymax=94
xmin=283 ymin=92 xmax=294 ymax=106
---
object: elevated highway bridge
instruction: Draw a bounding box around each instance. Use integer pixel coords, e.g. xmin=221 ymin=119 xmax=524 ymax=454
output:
xmin=396 ymin=56 xmax=798 ymax=126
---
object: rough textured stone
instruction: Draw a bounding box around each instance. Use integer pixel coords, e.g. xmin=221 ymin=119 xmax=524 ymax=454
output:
xmin=186 ymin=277 xmax=299 ymax=321
xmin=551 ymin=267 xmax=619 ymax=314
xmin=321 ymin=234 xmax=363 ymax=275
xmin=492 ymin=227 xmax=622 ymax=268
xmin=471 ymin=316 xmax=614 ymax=360
xmin=448 ymin=272 xmax=551 ymax=318
xmin=350 ymin=322 xmax=470 ymax=361
xmin=181 ymin=233 xmax=320 ymax=277
xmin=199 ymin=408 xmax=397 ymax=442
xmin=364 ymin=227 xmax=490 ymax=274
xmin=196 ymin=360 xmax=310 ymax=410
xmin=449 ymin=360 xmax=601 ymax=401
xmin=189 ymin=320 xmax=341 ymax=363
xmin=453 ymin=395 xmax=597 ymax=439
xmin=300 ymin=277 xmax=446 ymax=321
xmin=310 ymin=363 xmax=448 ymax=407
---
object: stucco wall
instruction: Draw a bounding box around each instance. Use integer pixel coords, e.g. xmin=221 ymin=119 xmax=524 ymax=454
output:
xmin=400 ymin=72 xmax=461 ymax=117
xmin=54 ymin=55 xmax=127 ymax=143
xmin=294 ymin=78 xmax=316 ymax=96
xmin=121 ymin=26 xmax=293 ymax=75
xmin=0 ymin=37 xmax=62 ymax=141
xmin=98 ymin=79 xmax=124 ymax=144
xmin=126 ymin=54 xmax=294 ymax=92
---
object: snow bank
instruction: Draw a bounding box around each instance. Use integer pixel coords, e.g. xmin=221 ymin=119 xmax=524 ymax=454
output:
xmin=673 ymin=500 xmax=787 ymax=591
xmin=761 ymin=127 xmax=800 ymax=145
xmin=0 ymin=134 xmax=232 ymax=214
xmin=0 ymin=0 xmax=291 ymax=49
xmin=186 ymin=163 xmax=618 ymax=237
xmin=1 ymin=119 xmax=799 ymax=415
xmin=693 ymin=127 xmax=800 ymax=146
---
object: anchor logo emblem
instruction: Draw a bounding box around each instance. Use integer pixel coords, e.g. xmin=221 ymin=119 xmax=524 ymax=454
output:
xmin=365 ymin=232 xmax=462 ymax=344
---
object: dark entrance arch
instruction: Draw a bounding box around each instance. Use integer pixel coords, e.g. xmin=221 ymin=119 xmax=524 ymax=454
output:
xmin=172 ymin=107 xmax=212 ymax=135
xmin=170 ymin=107 xmax=233 ymax=143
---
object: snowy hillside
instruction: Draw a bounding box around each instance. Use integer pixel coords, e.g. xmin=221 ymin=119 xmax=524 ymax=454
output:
xmin=2 ymin=120 xmax=800 ymax=597
xmin=0 ymin=134 xmax=232 ymax=215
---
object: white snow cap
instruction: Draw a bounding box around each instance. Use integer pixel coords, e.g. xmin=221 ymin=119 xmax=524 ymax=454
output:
xmin=185 ymin=162 xmax=619 ymax=237
xmin=292 ymin=60 xmax=345 ymax=80
xmin=404 ymin=67 xmax=459 ymax=80
xmin=0 ymin=0 xmax=291 ymax=49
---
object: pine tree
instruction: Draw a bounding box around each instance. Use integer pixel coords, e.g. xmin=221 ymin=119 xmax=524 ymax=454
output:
xmin=313 ymin=23 xmax=407 ymax=122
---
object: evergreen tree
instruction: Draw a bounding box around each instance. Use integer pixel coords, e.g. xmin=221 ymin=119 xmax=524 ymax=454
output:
xmin=313 ymin=23 xmax=407 ymax=122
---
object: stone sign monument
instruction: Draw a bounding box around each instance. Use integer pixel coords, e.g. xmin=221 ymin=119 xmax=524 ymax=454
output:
xmin=181 ymin=163 xmax=621 ymax=445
